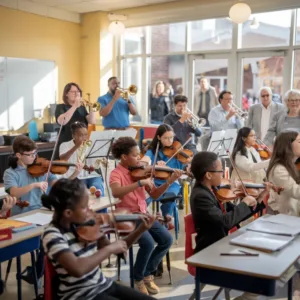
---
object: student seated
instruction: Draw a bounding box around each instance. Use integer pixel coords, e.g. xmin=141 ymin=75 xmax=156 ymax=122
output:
xmin=109 ymin=137 xmax=180 ymax=295
xmin=0 ymin=195 xmax=17 ymax=218
xmin=190 ymin=151 xmax=269 ymax=300
xmin=42 ymin=178 xmax=156 ymax=300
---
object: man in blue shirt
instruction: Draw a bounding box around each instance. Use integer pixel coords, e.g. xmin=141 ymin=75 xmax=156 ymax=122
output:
xmin=98 ymin=77 xmax=137 ymax=129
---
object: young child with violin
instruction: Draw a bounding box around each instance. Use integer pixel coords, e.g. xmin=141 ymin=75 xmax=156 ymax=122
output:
xmin=190 ymin=151 xmax=269 ymax=300
xmin=109 ymin=136 xmax=180 ymax=295
xmin=42 ymin=178 xmax=157 ymax=300
xmin=142 ymin=124 xmax=186 ymax=223
xmin=59 ymin=121 xmax=105 ymax=200
xmin=231 ymin=127 xmax=270 ymax=183
xmin=266 ymin=131 xmax=300 ymax=298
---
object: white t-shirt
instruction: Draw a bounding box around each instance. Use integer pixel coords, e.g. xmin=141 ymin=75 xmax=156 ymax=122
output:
xmin=260 ymin=103 xmax=272 ymax=141
xmin=59 ymin=140 xmax=99 ymax=179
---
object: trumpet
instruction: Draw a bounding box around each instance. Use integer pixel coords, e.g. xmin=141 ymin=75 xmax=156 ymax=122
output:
xmin=116 ymin=84 xmax=138 ymax=101
xmin=185 ymin=108 xmax=207 ymax=129
xmin=230 ymin=103 xmax=248 ymax=120
xmin=77 ymin=140 xmax=92 ymax=164
xmin=81 ymin=99 xmax=101 ymax=112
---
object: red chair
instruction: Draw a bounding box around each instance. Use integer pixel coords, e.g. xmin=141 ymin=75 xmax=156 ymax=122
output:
xmin=44 ymin=257 xmax=58 ymax=300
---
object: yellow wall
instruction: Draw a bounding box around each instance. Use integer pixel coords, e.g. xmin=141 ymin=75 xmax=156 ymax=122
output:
xmin=0 ymin=6 xmax=81 ymax=103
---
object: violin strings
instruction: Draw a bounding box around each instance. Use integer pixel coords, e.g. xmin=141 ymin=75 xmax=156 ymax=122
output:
xmin=165 ymin=136 xmax=192 ymax=165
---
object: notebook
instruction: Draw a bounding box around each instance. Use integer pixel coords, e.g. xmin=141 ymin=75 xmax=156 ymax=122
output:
xmin=0 ymin=219 xmax=36 ymax=233
xmin=230 ymin=231 xmax=295 ymax=252
xmin=260 ymin=214 xmax=300 ymax=228
xmin=15 ymin=212 xmax=53 ymax=226
xmin=247 ymin=219 xmax=300 ymax=236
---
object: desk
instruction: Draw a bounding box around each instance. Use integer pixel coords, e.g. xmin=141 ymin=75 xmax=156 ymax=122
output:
xmin=186 ymin=218 xmax=300 ymax=300
xmin=88 ymin=196 xmax=121 ymax=212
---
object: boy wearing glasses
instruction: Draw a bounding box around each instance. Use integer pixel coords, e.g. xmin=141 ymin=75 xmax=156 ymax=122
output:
xmin=3 ymin=135 xmax=80 ymax=215
xmin=164 ymin=94 xmax=201 ymax=155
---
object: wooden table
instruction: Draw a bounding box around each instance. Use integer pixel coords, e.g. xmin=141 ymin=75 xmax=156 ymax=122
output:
xmin=0 ymin=196 xmax=120 ymax=299
xmin=186 ymin=216 xmax=300 ymax=300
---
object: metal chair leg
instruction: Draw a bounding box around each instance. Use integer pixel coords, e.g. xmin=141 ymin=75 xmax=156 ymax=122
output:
xmin=224 ymin=288 xmax=231 ymax=300
xmin=4 ymin=259 xmax=12 ymax=283
xmin=212 ymin=287 xmax=224 ymax=300
xmin=30 ymin=251 xmax=39 ymax=299
xmin=117 ymin=255 xmax=121 ymax=281
xmin=166 ymin=251 xmax=172 ymax=285
xmin=129 ymin=246 xmax=134 ymax=288
xmin=189 ymin=290 xmax=195 ymax=300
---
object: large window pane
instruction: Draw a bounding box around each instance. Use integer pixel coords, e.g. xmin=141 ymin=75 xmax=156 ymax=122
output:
xmin=294 ymin=50 xmax=300 ymax=89
xmin=192 ymin=58 xmax=228 ymax=119
xmin=296 ymin=9 xmax=300 ymax=45
xmin=122 ymin=58 xmax=143 ymax=122
xmin=150 ymin=23 xmax=186 ymax=53
xmin=241 ymin=56 xmax=284 ymax=111
xmin=149 ymin=55 xmax=184 ymax=123
xmin=121 ymin=27 xmax=145 ymax=55
xmin=241 ymin=10 xmax=291 ymax=49
xmin=189 ymin=18 xmax=233 ymax=51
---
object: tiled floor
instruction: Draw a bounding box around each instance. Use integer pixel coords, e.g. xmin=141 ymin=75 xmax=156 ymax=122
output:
xmin=1 ymin=209 xmax=291 ymax=300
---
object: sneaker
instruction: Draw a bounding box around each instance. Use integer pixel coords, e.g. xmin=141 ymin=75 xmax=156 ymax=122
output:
xmin=135 ymin=280 xmax=149 ymax=295
xmin=144 ymin=275 xmax=160 ymax=294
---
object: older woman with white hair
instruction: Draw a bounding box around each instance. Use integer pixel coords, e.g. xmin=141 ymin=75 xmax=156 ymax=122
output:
xmin=263 ymin=89 xmax=300 ymax=147
xmin=246 ymin=87 xmax=285 ymax=141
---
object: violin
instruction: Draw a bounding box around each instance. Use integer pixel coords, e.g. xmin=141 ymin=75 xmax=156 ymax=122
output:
xmin=27 ymin=157 xmax=95 ymax=177
xmin=163 ymin=141 xmax=193 ymax=164
xmin=0 ymin=195 xmax=30 ymax=209
xmin=75 ymin=208 xmax=144 ymax=243
xmin=296 ymin=157 xmax=300 ymax=171
xmin=253 ymin=139 xmax=272 ymax=160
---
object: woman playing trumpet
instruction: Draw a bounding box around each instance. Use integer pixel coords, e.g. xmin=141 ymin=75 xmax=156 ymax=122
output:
xmin=55 ymin=82 xmax=97 ymax=158
xmin=164 ymin=95 xmax=202 ymax=155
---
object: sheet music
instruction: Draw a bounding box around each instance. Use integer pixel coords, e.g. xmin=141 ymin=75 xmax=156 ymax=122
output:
xmin=260 ymin=214 xmax=300 ymax=229
xmin=15 ymin=212 xmax=53 ymax=226
xmin=208 ymin=129 xmax=237 ymax=156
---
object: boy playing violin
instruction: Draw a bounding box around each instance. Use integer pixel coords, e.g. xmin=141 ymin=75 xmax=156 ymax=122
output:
xmin=109 ymin=137 xmax=181 ymax=295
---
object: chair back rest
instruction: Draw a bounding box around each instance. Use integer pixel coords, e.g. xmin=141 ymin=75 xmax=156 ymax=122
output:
xmin=44 ymin=256 xmax=59 ymax=300
xmin=184 ymin=214 xmax=196 ymax=277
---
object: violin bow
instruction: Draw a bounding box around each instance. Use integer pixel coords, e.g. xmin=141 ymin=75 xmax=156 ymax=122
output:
xmin=226 ymin=150 xmax=249 ymax=196
xmin=256 ymin=138 xmax=272 ymax=153
xmin=45 ymin=117 xmax=66 ymax=183
xmin=165 ymin=136 xmax=192 ymax=165
xmin=151 ymin=142 xmax=160 ymax=181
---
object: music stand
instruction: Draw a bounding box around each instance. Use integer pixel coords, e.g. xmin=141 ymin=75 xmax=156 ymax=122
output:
xmin=207 ymin=129 xmax=237 ymax=158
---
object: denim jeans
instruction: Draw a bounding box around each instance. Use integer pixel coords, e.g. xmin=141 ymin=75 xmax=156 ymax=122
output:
xmin=81 ymin=176 xmax=107 ymax=213
xmin=133 ymin=220 xmax=173 ymax=281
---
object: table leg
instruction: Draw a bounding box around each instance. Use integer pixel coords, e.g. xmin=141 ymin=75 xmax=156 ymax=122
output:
xmin=195 ymin=267 xmax=201 ymax=300
xmin=30 ymin=251 xmax=39 ymax=298
xmin=16 ymin=256 xmax=22 ymax=300
xmin=288 ymin=277 xmax=293 ymax=300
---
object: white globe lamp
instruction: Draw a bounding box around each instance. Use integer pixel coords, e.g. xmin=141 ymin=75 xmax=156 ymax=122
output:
xmin=229 ymin=2 xmax=251 ymax=24
xmin=109 ymin=21 xmax=125 ymax=35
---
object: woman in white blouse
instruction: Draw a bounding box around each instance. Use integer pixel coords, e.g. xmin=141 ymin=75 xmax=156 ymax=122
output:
xmin=231 ymin=127 xmax=270 ymax=183
xmin=266 ymin=131 xmax=300 ymax=216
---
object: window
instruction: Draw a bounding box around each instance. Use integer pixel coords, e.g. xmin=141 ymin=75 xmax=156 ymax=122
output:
xmin=189 ymin=18 xmax=233 ymax=51
xmin=241 ymin=10 xmax=291 ymax=49
xmin=294 ymin=50 xmax=300 ymax=89
xmin=121 ymin=27 xmax=145 ymax=55
xmin=296 ymin=9 xmax=300 ymax=45
xmin=148 ymin=55 xmax=185 ymax=123
xmin=241 ymin=56 xmax=284 ymax=110
xmin=121 ymin=58 xmax=143 ymax=122
xmin=150 ymin=23 xmax=186 ymax=53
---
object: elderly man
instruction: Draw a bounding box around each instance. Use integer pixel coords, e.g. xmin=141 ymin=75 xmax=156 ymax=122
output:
xmin=246 ymin=87 xmax=285 ymax=140
xmin=193 ymin=77 xmax=218 ymax=124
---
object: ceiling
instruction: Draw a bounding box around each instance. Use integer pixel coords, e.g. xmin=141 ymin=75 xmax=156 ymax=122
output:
xmin=27 ymin=0 xmax=182 ymax=13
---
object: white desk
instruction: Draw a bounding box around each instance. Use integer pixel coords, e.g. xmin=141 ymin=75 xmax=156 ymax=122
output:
xmin=186 ymin=216 xmax=300 ymax=300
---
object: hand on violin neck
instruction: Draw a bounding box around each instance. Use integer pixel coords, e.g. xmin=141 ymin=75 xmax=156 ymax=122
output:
xmin=157 ymin=160 xmax=166 ymax=166
xmin=169 ymin=169 xmax=183 ymax=183
xmin=139 ymin=214 xmax=156 ymax=231
xmin=107 ymin=240 xmax=128 ymax=256
xmin=242 ymin=196 xmax=257 ymax=207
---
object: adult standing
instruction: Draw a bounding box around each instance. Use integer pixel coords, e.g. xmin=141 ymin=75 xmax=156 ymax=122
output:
xmin=55 ymin=82 xmax=96 ymax=158
xmin=263 ymin=89 xmax=300 ymax=147
xmin=246 ymin=87 xmax=285 ymax=140
xmin=98 ymin=77 xmax=137 ymax=130
xmin=193 ymin=77 xmax=218 ymax=124
xmin=150 ymin=81 xmax=170 ymax=124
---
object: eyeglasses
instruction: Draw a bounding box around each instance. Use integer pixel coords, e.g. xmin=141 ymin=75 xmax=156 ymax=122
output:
xmin=162 ymin=136 xmax=175 ymax=140
xmin=208 ymin=170 xmax=224 ymax=173
xmin=288 ymin=99 xmax=300 ymax=103
xmin=21 ymin=151 xmax=37 ymax=157
xmin=261 ymin=94 xmax=269 ymax=98
xmin=69 ymin=91 xmax=80 ymax=95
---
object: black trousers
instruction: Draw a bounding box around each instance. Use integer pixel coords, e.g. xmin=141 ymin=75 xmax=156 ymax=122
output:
xmin=93 ymin=282 xmax=156 ymax=300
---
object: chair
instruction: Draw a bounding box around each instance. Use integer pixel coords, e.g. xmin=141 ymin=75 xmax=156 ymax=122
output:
xmin=44 ymin=257 xmax=59 ymax=300
xmin=184 ymin=214 xmax=230 ymax=300
xmin=139 ymin=127 xmax=158 ymax=151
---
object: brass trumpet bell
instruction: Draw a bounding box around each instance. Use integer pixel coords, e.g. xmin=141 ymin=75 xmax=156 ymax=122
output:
xmin=116 ymin=85 xmax=138 ymax=100
xmin=83 ymin=140 xmax=92 ymax=147
xmin=81 ymin=100 xmax=101 ymax=112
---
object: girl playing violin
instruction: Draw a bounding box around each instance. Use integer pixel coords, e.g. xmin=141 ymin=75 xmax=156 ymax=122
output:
xmin=42 ymin=178 xmax=157 ymax=300
xmin=142 ymin=124 xmax=186 ymax=223
xmin=59 ymin=121 xmax=105 ymax=199
xmin=231 ymin=127 xmax=270 ymax=183
xmin=190 ymin=151 xmax=268 ymax=300
xmin=109 ymin=137 xmax=180 ymax=295
xmin=266 ymin=131 xmax=300 ymax=298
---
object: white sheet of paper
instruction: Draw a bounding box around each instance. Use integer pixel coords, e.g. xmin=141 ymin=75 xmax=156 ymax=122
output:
xmin=15 ymin=212 xmax=53 ymax=226
xmin=261 ymin=214 xmax=300 ymax=228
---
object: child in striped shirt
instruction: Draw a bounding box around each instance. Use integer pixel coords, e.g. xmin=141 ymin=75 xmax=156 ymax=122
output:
xmin=42 ymin=178 xmax=156 ymax=300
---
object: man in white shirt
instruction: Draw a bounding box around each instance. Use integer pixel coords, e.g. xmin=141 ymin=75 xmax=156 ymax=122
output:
xmin=246 ymin=87 xmax=285 ymax=140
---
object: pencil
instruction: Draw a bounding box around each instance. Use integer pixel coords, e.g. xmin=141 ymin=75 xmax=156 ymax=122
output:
xmin=220 ymin=253 xmax=259 ymax=256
